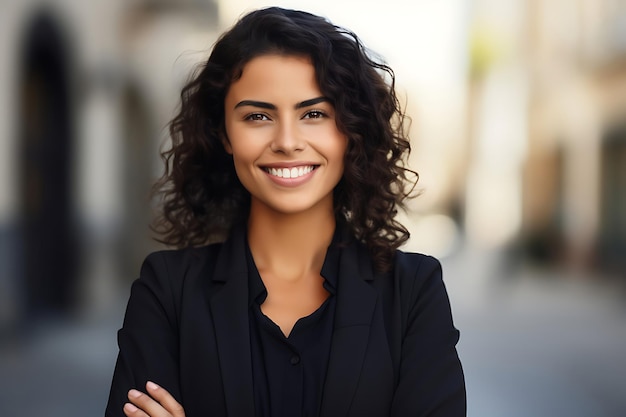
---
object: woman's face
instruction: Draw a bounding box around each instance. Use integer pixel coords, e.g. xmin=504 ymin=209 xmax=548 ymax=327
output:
xmin=223 ymin=54 xmax=347 ymax=216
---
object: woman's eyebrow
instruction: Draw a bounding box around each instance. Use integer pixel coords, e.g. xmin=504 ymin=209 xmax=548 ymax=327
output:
xmin=234 ymin=96 xmax=329 ymax=110
xmin=295 ymin=96 xmax=329 ymax=109
xmin=234 ymin=100 xmax=276 ymax=110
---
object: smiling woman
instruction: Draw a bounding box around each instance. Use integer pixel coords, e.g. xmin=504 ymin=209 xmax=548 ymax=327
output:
xmin=105 ymin=7 xmax=466 ymax=417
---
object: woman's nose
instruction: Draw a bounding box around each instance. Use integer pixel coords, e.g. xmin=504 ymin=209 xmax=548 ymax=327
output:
xmin=270 ymin=121 xmax=305 ymax=154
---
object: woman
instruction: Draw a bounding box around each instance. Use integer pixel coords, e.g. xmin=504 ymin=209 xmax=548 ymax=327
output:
xmin=106 ymin=7 xmax=465 ymax=417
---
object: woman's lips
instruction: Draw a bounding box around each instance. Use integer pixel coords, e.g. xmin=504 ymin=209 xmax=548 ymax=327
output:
xmin=261 ymin=165 xmax=319 ymax=186
xmin=263 ymin=165 xmax=315 ymax=179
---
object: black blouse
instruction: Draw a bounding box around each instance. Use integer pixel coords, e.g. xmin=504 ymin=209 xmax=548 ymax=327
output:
xmin=246 ymin=239 xmax=340 ymax=417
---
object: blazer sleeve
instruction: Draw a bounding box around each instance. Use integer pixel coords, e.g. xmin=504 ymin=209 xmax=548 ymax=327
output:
xmin=391 ymin=254 xmax=466 ymax=416
xmin=105 ymin=251 xmax=183 ymax=417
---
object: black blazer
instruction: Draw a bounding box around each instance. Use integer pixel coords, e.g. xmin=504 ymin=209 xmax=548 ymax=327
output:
xmin=105 ymin=226 xmax=466 ymax=416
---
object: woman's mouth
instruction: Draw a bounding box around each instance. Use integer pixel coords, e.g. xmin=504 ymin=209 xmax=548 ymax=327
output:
xmin=263 ymin=165 xmax=318 ymax=179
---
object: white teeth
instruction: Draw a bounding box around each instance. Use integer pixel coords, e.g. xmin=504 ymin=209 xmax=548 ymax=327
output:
xmin=265 ymin=165 xmax=314 ymax=179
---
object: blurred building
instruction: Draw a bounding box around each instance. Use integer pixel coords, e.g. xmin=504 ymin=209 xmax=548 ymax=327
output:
xmin=464 ymin=0 xmax=626 ymax=278
xmin=0 ymin=0 xmax=220 ymax=333
xmin=523 ymin=0 xmax=626 ymax=276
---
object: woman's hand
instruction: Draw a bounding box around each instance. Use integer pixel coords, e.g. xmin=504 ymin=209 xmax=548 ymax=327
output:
xmin=123 ymin=381 xmax=185 ymax=417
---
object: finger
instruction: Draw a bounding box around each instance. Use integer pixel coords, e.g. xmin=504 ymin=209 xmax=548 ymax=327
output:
xmin=146 ymin=381 xmax=185 ymax=417
xmin=127 ymin=389 xmax=169 ymax=417
xmin=123 ymin=402 xmax=149 ymax=417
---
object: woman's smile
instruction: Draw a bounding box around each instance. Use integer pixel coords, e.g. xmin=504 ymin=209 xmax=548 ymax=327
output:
xmin=260 ymin=163 xmax=320 ymax=188
xmin=262 ymin=165 xmax=316 ymax=180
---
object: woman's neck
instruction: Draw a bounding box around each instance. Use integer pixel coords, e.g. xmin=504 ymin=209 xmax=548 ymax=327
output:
xmin=247 ymin=201 xmax=336 ymax=281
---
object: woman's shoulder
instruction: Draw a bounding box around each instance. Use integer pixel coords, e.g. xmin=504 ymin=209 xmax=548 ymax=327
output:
xmin=127 ymin=243 xmax=227 ymax=314
xmin=393 ymin=249 xmax=442 ymax=276
xmin=138 ymin=242 xmax=225 ymax=282
xmin=391 ymin=249 xmax=444 ymax=296
xmin=144 ymin=242 xmax=224 ymax=263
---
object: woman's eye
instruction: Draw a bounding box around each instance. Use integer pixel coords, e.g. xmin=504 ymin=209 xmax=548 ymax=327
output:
xmin=245 ymin=113 xmax=270 ymax=121
xmin=303 ymin=110 xmax=325 ymax=119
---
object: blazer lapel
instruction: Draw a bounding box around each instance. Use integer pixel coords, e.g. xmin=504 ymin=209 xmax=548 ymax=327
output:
xmin=209 ymin=226 xmax=255 ymax=417
xmin=320 ymin=238 xmax=378 ymax=417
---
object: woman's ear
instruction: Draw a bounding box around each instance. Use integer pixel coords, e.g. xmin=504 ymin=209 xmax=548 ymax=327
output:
xmin=223 ymin=139 xmax=233 ymax=155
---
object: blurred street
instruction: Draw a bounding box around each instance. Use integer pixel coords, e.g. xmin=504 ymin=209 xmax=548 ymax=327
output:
xmin=445 ymin=248 xmax=626 ymax=417
xmin=1 ymin=246 xmax=625 ymax=417
xmin=0 ymin=296 xmax=126 ymax=417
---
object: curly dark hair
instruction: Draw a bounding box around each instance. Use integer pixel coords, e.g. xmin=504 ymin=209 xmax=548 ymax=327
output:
xmin=152 ymin=7 xmax=417 ymax=272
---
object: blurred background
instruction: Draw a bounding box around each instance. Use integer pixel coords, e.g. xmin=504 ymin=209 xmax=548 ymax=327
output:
xmin=1 ymin=0 xmax=625 ymax=416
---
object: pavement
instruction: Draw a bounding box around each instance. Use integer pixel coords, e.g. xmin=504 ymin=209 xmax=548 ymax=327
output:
xmin=0 ymin=246 xmax=625 ymax=417
xmin=444 ymin=247 xmax=626 ymax=417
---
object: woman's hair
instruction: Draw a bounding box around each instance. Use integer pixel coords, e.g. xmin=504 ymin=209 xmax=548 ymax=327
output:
xmin=152 ymin=7 xmax=416 ymax=272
